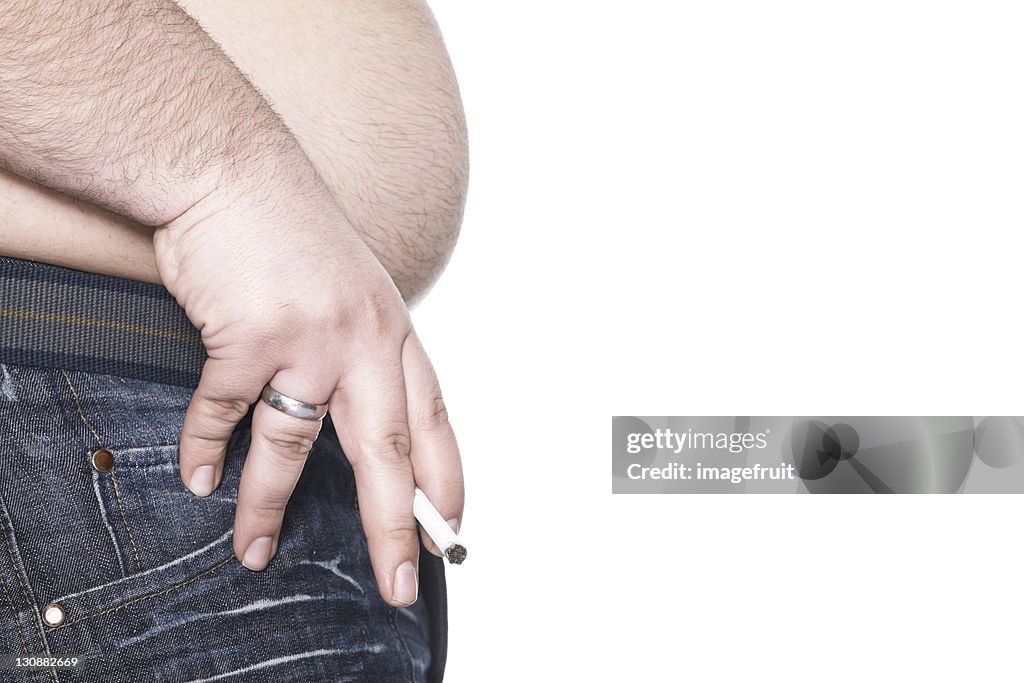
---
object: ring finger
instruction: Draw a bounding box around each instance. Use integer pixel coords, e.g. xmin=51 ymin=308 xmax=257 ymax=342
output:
xmin=233 ymin=371 xmax=331 ymax=570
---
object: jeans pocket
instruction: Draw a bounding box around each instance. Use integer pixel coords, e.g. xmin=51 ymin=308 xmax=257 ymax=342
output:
xmin=96 ymin=429 xmax=249 ymax=574
xmin=42 ymin=523 xmax=235 ymax=637
xmin=44 ymin=429 xmax=252 ymax=631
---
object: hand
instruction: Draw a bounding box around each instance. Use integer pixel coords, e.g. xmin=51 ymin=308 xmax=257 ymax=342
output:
xmin=152 ymin=166 xmax=464 ymax=607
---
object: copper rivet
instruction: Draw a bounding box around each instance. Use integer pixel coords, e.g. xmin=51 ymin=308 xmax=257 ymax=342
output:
xmin=43 ymin=602 xmax=65 ymax=627
xmin=91 ymin=448 xmax=114 ymax=473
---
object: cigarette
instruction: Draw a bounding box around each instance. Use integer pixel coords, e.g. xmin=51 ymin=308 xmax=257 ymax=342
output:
xmin=413 ymin=488 xmax=467 ymax=565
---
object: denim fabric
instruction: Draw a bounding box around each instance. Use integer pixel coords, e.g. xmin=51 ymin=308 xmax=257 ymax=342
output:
xmin=0 ymin=363 xmax=433 ymax=682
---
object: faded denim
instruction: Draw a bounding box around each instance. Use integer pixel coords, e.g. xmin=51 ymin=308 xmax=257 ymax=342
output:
xmin=0 ymin=364 xmax=434 ymax=682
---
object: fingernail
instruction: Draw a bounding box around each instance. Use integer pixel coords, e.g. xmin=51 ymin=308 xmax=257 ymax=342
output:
xmin=242 ymin=536 xmax=274 ymax=571
xmin=392 ymin=561 xmax=418 ymax=606
xmin=447 ymin=518 xmax=461 ymax=535
xmin=188 ymin=465 xmax=216 ymax=497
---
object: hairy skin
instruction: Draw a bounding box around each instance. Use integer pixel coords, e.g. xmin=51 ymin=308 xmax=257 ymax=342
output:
xmin=0 ymin=0 xmax=468 ymax=304
xmin=0 ymin=0 xmax=287 ymax=223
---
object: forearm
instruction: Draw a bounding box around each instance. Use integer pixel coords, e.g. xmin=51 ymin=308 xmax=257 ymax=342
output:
xmin=0 ymin=168 xmax=159 ymax=282
xmin=0 ymin=149 xmax=460 ymax=298
xmin=0 ymin=0 xmax=317 ymax=226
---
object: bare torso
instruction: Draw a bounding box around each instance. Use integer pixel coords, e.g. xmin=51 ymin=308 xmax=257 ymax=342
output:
xmin=0 ymin=0 xmax=467 ymax=302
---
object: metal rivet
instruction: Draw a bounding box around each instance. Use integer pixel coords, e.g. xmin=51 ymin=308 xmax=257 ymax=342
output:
xmin=42 ymin=602 xmax=65 ymax=627
xmin=91 ymin=448 xmax=114 ymax=473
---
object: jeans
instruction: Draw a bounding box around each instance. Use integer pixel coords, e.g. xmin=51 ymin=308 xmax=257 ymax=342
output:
xmin=0 ymin=363 xmax=436 ymax=682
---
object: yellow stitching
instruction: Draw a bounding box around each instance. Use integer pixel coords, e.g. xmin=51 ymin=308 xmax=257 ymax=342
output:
xmin=60 ymin=370 xmax=103 ymax=447
xmin=47 ymin=554 xmax=235 ymax=631
xmin=1 ymin=525 xmax=49 ymax=665
xmin=61 ymin=370 xmax=143 ymax=572
xmin=0 ymin=307 xmax=201 ymax=344
xmin=0 ymin=575 xmax=56 ymax=683
xmin=0 ymin=572 xmax=30 ymax=658
xmin=109 ymin=471 xmax=143 ymax=572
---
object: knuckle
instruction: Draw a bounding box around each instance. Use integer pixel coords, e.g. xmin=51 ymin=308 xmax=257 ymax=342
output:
xmin=378 ymin=521 xmax=419 ymax=545
xmin=258 ymin=421 xmax=317 ymax=464
xmin=248 ymin=499 xmax=287 ymax=518
xmin=200 ymin=396 xmax=251 ymax=425
xmin=366 ymin=430 xmax=412 ymax=464
xmin=181 ymin=432 xmax=228 ymax=461
xmin=415 ymin=395 xmax=450 ymax=431
xmin=262 ymin=431 xmax=317 ymax=461
xmin=436 ymin=477 xmax=465 ymax=504
xmin=348 ymin=420 xmax=413 ymax=467
xmin=354 ymin=290 xmax=404 ymax=340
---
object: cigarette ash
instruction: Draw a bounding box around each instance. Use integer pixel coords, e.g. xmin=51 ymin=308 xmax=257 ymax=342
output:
xmin=444 ymin=544 xmax=467 ymax=565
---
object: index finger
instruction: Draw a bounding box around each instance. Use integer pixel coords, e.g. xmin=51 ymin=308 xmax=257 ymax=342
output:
xmin=180 ymin=357 xmax=270 ymax=497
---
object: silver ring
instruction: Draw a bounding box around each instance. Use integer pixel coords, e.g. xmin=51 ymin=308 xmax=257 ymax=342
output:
xmin=259 ymin=384 xmax=328 ymax=421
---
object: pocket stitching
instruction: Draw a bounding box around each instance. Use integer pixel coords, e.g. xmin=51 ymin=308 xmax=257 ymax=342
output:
xmin=46 ymin=553 xmax=234 ymax=632
xmin=62 ymin=370 xmax=144 ymax=572
xmin=108 ymin=468 xmax=144 ymax=572
xmin=104 ymin=444 xmax=178 ymax=456
xmin=0 ymin=507 xmax=53 ymax=678
xmin=0 ymin=573 xmax=30 ymax=657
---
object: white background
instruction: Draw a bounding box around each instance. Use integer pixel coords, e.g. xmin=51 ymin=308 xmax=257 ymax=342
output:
xmin=415 ymin=2 xmax=1022 ymax=680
